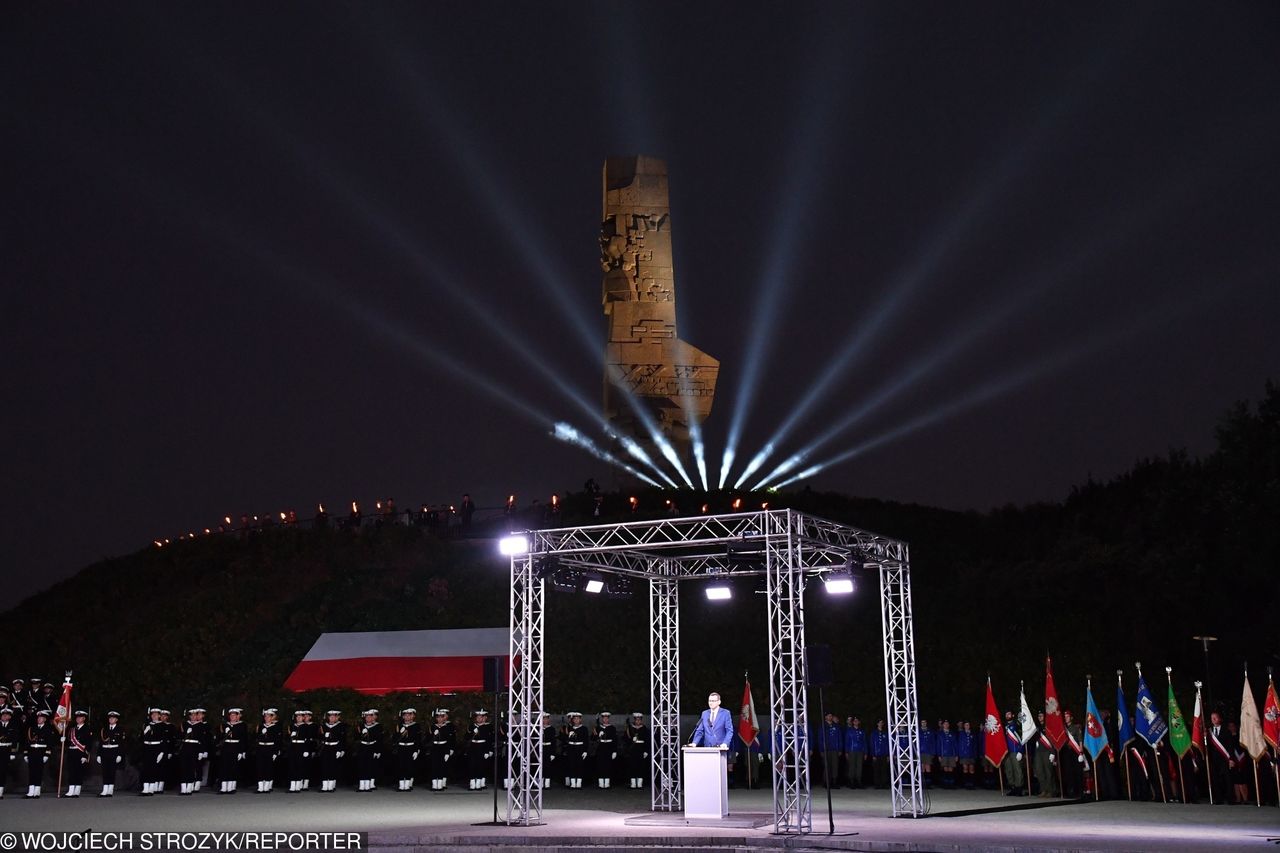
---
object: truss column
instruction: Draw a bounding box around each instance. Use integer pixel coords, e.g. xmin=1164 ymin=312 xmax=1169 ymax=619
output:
xmin=879 ymin=549 xmax=923 ymax=818
xmin=649 ymin=560 xmax=681 ymax=811
xmin=506 ymin=547 xmax=544 ymax=825
xmin=766 ymin=510 xmax=812 ymax=834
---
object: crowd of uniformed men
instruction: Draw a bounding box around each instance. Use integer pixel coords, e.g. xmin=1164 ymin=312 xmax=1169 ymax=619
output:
xmin=0 ymin=679 xmax=662 ymax=799
xmin=5 ymin=677 xmax=1265 ymax=804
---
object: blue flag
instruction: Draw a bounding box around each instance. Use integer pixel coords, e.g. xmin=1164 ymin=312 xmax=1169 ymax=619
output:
xmin=1084 ymin=683 xmax=1110 ymax=760
xmin=1134 ymin=673 xmax=1168 ymax=746
xmin=1116 ymin=680 xmax=1134 ymax=749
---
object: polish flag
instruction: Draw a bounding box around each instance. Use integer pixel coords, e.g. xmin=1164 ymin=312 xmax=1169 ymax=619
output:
xmin=284 ymin=628 xmax=509 ymax=694
xmin=1043 ymin=656 xmax=1066 ymax=750
xmin=984 ymin=676 xmax=1008 ymax=768
xmin=54 ymin=674 xmax=74 ymax=734
xmin=738 ymin=676 xmax=760 ymax=747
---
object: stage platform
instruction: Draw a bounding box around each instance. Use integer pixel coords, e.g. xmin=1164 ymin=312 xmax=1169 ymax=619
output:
xmin=4 ymin=786 xmax=1277 ymax=851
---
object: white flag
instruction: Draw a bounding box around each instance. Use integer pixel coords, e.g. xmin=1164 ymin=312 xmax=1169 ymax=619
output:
xmin=1018 ymin=684 xmax=1037 ymax=745
xmin=1239 ymin=674 xmax=1267 ymax=760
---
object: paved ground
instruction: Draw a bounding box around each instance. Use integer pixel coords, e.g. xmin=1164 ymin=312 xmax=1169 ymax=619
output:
xmin=3 ymin=786 xmax=1278 ymax=851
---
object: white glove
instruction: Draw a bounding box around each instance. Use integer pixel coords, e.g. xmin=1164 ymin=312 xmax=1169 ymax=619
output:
xmin=581 ymin=752 xmax=588 ymax=760
xmin=485 ymin=752 xmax=493 ymax=760
xmin=238 ymin=753 xmax=246 ymax=761
xmin=1049 ymin=753 xmax=1056 ymax=764
xmin=443 ymin=753 xmax=449 ymax=762
xmin=96 ymin=756 xmax=102 ymax=765
xmin=199 ymin=752 xmax=208 ymax=761
xmin=1015 ymin=753 xmax=1022 ymax=762
xmin=412 ymin=751 xmax=419 ymax=761
xmin=336 ymin=751 xmax=344 ymax=759
xmin=156 ymin=753 xmax=164 ymax=765
xmin=611 ymin=752 xmax=616 ymax=760
xmin=374 ymin=752 xmax=382 ymax=759
xmin=303 ymin=752 xmax=310 ymax=758
xmin=271 ymin=754 xmax=278 ymax=761
xmin=1077 ymin=754 xmax=1084 ymax=764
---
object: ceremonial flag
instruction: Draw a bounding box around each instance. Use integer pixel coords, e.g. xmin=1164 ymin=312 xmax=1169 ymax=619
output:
xmin=1166 ymin=672 xmax=1192 ymax=758
xmin=1116 ymin=672 xmax=1134 ymax=750
xmin=1239 ymin=672 xmax=1268 ymax=760
xmin=1083 ymin=680 xmax=1110 ymax=760
xmin=984 ymin=677 xmax=1007 ymax=768
xmin=1044 ymin=656 xmax=1066 ymax=749
xmin=1191 ymin=681 xmax=1206 ymax=751
xmin=1018 ymin=682 xmax=1037 ymax=745
xmin=53 ymin=672 xmax=73 ymax=735
xmin=1263 ymin=674 xmax=1279 ymax=750
xmin=738 ymin=676 xmax=760 ymax=747
xmin=1133 ymin=666 xmax=1168 ymax=747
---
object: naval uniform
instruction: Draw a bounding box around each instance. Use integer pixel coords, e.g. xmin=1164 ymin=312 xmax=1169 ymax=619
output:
xmin=427 ymin=721 xmax=455 ymax=788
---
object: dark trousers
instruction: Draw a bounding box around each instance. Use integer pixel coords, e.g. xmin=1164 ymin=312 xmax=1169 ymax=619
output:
xmin=180 ymin=745 xmax=201 ymax=784
xmin=100 ymin=748 xmax=122 ymax=785
xmin=356 ymin=746 xmax=379 ymax=781
xmin=846 ymin=750 xmax=864 ymax=787
xmin=320 ymin=745 xmax=343 ymax=781
xmin=66 ymin=752 xmax=89 ymax=784
xmin=27 ymin=750 xmax=47 ymax=788
xmin=255 ymin=749 xmax=276 ymax=782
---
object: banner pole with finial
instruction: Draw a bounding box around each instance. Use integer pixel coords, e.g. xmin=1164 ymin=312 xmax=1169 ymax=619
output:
xmin=1168 ymin=666 xmax=1187 ymax=805
xmin=1087 ymin=676 xmax=1098 ymax=801
xmin=1247 ymin=665 xmax=1261 ymax=808
xmin=1021 ymin=680 xmax=1031 ymax=797
xmin=1118 ymin=670 xmax=1131 ymax=802
xmin=1269 ymin=668 xmax=1279 ymax=808
xmin=1196 ymin=679 xmax=1213 ymax=805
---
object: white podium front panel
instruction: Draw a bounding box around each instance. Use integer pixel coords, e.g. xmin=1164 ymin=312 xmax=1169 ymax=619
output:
xmin=682 ymin=746 xmax=729 ymax=818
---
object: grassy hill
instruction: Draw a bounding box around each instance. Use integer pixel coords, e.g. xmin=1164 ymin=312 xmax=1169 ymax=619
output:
xmin=5 ymin=383 xmax=1277 ymax=727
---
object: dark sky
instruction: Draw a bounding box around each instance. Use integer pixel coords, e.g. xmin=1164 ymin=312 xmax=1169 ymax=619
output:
xmin=5 ymin=2 xmax=1278 ymax=608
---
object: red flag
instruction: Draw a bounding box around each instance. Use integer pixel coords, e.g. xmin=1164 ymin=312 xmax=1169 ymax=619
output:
xmin=53 ymin=673 xmax=73 ymax=735
xmin=1191 ymin=682 xmax=1206 ymax=752
xmin=984 ymin=677 xmax=1007 ymax=768
xmin=1262 ymin=676 xmax=1279 ymax=751
xmin=738 ymin=676 xmax=760 ymax=747
xmin=1043 ymin=656 xmax=1066 ymax=750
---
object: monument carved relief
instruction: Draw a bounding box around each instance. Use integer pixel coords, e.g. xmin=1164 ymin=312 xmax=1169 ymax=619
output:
xmin=601 ymin=156 xmax=719 ymax=457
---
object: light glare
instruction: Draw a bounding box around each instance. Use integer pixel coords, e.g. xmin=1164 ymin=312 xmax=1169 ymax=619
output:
xmin=499 ymin=535 xmax=529 ymax=556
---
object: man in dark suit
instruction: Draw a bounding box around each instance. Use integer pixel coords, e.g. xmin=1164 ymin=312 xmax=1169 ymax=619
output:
xmin=691 ymin=693 xmax=734 ymax=749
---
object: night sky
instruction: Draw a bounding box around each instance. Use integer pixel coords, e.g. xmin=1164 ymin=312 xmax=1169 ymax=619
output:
xmin=5 ymin=2 xmax=1278 ymax=608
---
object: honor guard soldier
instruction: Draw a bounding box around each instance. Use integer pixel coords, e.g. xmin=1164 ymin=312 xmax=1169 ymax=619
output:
xmin=540 ymin=713 xmax=558 ymax=789
xmin=593 ymin=712 xmax=618 ymax=788
xmin=563 ymin=712 xmax=588 ymax=788
xmin=1061 ymin=709 xmax=1086 ymax=798
xmin=97 ymin=711 xmax=126 ymax=797
xmin=393 ymin=708 xmax=421 ymax=791
xmin=9 ymin=679 xmax=26 ymax=714
xmin=193 ymin=709 xmax=213 ymax=790
xmin=917 ymin=718 xmax=937 ymax=789
xmin=427 ymin=708 xmax=455 ymax=790
xmin=139 ymin=708 xmax=168 ymax=796
xmin=158 ymin=709 xmax=177 ymax=793
xmin=1033 ymin=712 xmax=1059 ymax=797
xmin=625 ymin=712 xmax=650 ymax=789
xmin=64 ymin=710 xmax=95 ymax=797
xmin=179 ymin=708 xmax=211 ymax=795
xmin=255 ymin=708 xmax=284 ymax=792
xmin=356 ymin=709 xmax=383 ymax=791
xmin=1001 ymin=710 xmax=1026 ymax=795
xmin=300 ymin=710 xmax=318 ymax=789
xmin=843 ymin=716 xmax=866 ymax=788
xmin=0 ymin=706 xmax=19 ymax=798
xmin=25 ymin=709 xmax=56 ymax=798
xmin=31 ymin=679 xmax=56 ymax=720
xmin=318 ymin=710 xmax=347 ymax=792
xmin=466 ymin=709 xmax=495 ymax=790
xmin=287 ymin=710 xmax=312 ymax=792
xmin=217 ymin=709 xmax=247 ymax=794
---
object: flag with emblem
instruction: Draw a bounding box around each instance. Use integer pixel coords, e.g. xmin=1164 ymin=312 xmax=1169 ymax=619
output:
xmin=1044 ymin=656 xmax=1066 ymax=749
xmin=53 ymin=672 xmax=74 ymax=734
xmin=984 ymin=676 xmax=1007 ymax=768
xmin=1133 ymin=667 xmax=1168 ymax=747
xmin=738 ymin=675 xmax=760 ymax=747
xmin=1263 ymin=673 xmax=1279 ymax=750
xmin=1191 ymin=681 xmax=1206 ymax=752
xmin=1018 ymin=682 xmax=1037 ymax=745
xmin=1116 ymin=672 xmax=1134 ymax=750
xmin=1166 ymin=671 xmax=1192 ymax=758
xmin=1083 ymin=680 xmax=1109 ymax=761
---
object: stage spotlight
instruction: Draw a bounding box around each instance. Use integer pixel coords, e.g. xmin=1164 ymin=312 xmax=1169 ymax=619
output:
xmin=533 ymin=555 xmax=559 ymax=581
xmin=605 ymin=576 xmax=635 ymax=599
xmin=705 ymin=584 xmax=732 ymax=601
xmin=499 ymin=534 xmax=529 ymax=556
xmin=822 ymin=571 xmax=855 ymax=595
xmin=582 ymin=572 xmax=605 ymax=594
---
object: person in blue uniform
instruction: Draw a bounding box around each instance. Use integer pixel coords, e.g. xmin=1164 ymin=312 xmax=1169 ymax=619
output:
xmin=870 ymin=719 xmax=890 ymax=789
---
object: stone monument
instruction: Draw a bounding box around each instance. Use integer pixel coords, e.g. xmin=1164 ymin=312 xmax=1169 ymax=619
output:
xmin=600 ymin=156 xmax=719 ymax=459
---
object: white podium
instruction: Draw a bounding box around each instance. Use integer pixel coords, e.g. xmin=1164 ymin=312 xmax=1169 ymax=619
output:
xmin=682 ymin=746 xmax=729 ymax=819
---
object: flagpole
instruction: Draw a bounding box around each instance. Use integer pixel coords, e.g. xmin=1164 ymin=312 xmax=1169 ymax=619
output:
xmin=1117 ymin=670 xmax=1131 ymax=802
xmin=1167 ymin=667 xmax=1188 ymax=805
xmin=1196 ymin=680 xmax=1213 ymax=805
xmin=744 ymin=671 xmax=753 ymax=792
xmin=1253 ymin=757 xmax=1261 ymax=808
xmin=1269 ymin=669 xmax=1279 ymax=808
xmin=1021 ymin=680 xmax=1031 ymax=798
xmin=55 ymin=670 xmax=72 ymax=798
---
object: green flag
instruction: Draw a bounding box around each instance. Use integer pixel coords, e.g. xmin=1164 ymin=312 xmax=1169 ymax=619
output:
xmin=1168 ymin=679 xmax=1192 ymax=757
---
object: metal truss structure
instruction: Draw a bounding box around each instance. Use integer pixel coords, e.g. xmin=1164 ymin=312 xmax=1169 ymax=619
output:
xmin=504 ymin=509 xmax=921 ymax=830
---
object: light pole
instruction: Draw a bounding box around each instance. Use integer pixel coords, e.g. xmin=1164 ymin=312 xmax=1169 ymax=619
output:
xmin=1192 ymin=635 xmax=1217 ymax=712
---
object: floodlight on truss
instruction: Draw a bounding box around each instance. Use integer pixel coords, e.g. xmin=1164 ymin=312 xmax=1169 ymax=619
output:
xmin=499 ymin=534 xmax=530 ymax=556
